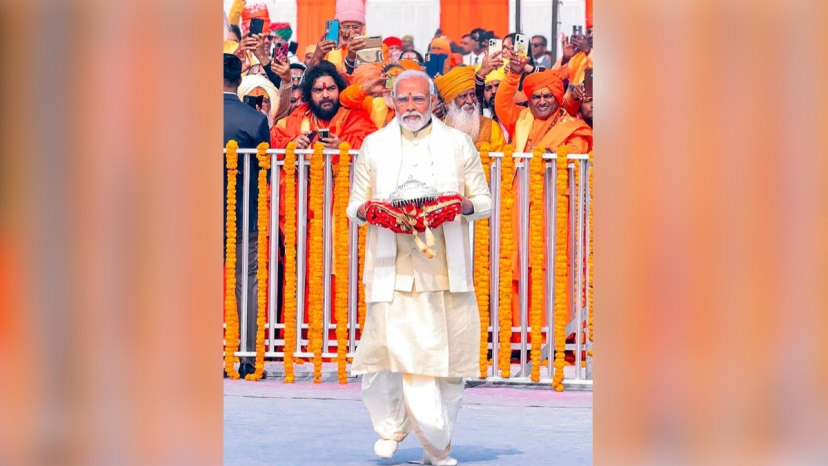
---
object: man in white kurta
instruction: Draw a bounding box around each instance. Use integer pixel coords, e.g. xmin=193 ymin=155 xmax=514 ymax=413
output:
xmin=347 ymin=70 xmax=492 ymax=466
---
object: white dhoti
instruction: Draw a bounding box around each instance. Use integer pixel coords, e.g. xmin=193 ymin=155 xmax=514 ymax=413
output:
xmin=362 ymin=371 xmax=464 ymax=459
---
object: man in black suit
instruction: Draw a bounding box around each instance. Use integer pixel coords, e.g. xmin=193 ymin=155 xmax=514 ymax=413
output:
xmin=224 ymin=53 xmax=270 ymax=379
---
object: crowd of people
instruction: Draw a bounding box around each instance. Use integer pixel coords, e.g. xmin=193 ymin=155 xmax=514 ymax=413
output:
xmin=224 ymin=1 xmax=593 ymax=464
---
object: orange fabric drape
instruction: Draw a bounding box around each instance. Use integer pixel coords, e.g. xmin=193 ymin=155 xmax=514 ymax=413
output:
xmin=439 ymin=0 xmax=509 ymax=47
xmin=586 ymin=0 xmax=593 ymax=29
xmin=296 ymin=0 xmax=339 ymax=59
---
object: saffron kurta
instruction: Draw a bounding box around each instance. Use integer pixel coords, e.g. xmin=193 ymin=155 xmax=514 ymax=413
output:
xmin=347 ymin=118 xmax=492 ymax=377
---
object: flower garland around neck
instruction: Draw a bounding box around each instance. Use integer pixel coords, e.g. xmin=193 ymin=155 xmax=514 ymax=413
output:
xmin=475 ymin=143 xmax=492 ymax=378
xmin=308 ymin=142 xmax=326 ymax=383
xmin=552 ymin=145 xmax=570 ymax=391
xmin=224 ymin=140 xmax=241 ymax=379
xmin=246 ymin=142 xmax=271 ymax=380
xmin=529 ymin=146 xmax=546 ymax=383
xmin=335 ymin=142 xmax=352 ymax=383
xmin=587 ymin=151 xmax=594 ymax=360
xmin=497 ymin=144 xmax=515 ymax=378
xmin=282 ymin=142 xmax=298 ymax=383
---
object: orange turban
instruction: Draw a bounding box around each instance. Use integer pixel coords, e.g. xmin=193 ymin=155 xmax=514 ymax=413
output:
xmin=396 ymin=59 xmax=422 ymax=71
xmin=434 ymin=66 xmax=475 ymax=103
xmin=429 ymin=37 xmax=451 ymax=54
xmin=522 ymin=69 xmax=565 ymax=105
xmin=351 ymin=63 xmax=382 ymax=85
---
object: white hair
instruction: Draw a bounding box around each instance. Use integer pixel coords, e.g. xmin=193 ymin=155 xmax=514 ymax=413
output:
xmin=392 ymin=70 xmax=434 ymax=132
xmin=392 ymin=70 xmax=433 ymax=98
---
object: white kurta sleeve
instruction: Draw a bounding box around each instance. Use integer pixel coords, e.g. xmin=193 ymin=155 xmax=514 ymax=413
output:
xmin=460 ymin=137 xmax=492 ymax=221
xmin=347 ymin=145 xmax=371 ymax=225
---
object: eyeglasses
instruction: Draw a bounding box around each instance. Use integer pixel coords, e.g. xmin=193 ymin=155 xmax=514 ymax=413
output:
xmin=393 ymin=95 xmax=428 ymax=105
xmin=529 ymin=93 xmax=555 ymax=102
xmin=341 ymin=23 xmax=362 ymax=31
xmin=265 ymin=35 xmax=275 ymax=40
xmin=531 ymin=42 xmax=544 ymax=47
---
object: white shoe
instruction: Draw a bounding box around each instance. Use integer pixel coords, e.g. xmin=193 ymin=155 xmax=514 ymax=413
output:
xmin=422 ymin=451 xmax=458 ymax=466
xmin=373 ymin=439 xmax=398 ymax=459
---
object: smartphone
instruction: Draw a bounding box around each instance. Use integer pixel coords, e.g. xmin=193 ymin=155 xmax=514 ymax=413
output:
xmin=572 ymin=25 xmax=583 ymax=36
xmin=358 ymin=35 xmax=382 ymax=49
xmin=514 ymin=34 xmax=528 ymax=59
xmin=243 ymin=95 xmax=263 ymax=109
xmin=305 ymin=130 xmax=317 ymax=142
xmin=488 ymin=38 xmax=503 ymax=56
xmin=249 ymin=18 xmax=264 ymax=36
xmin=317 ymin=128 xmax=330 ymax=140
xmin=583 ymin=67 xmax=593 ymax=97
xmin=424 ymin=53 xmax=447 ymax=78
xmin=325 ymin=19 xmax=340 ymax=47
xmin=273 ymin=41 xmax=289 ymax=60
xmin=385 ymin=75 xmax=396 ymax=90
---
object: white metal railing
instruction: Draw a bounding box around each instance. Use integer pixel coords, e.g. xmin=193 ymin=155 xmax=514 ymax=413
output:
xmin=224 ymin=147 xmax=593 ymax=385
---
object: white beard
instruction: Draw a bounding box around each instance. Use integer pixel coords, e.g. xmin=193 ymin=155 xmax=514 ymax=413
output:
xmin=446 ymin=101 xmax=480 ymax=140
xmin=397 ymin=109 xmax=430 ymax=132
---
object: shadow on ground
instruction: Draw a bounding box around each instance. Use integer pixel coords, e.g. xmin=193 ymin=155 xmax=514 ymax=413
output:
xmin=374 ymin=446 xmax=523 ymax=465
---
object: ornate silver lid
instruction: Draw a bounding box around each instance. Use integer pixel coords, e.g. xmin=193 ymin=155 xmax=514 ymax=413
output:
xmin=388 ymin=178 xmax=438 ymax=207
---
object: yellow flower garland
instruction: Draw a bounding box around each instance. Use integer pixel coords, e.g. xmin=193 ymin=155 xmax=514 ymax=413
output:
xmin=588 ymin=151 xmax=594 ymax=358
xmin=308 ymin=143 xmax=325 ymax=383
xmin=475 ymin=143 xmax=492 ymax=378
xmin=497 ymin=145 xmax=514 ymax=377
xmin=282 ymin=143 xmax=298 ymax=383
xmin=246 ymin=142 xmax=271 ymax=380
xmin=224 ymin=140 xmax=241 ymax=379
xmin=552 ymin=146 xmax=570 ymax=391
xmin=529 ymin=146 xmax=546 ymax=382
xmin=335 ymin=142 xmax=352 ymax=384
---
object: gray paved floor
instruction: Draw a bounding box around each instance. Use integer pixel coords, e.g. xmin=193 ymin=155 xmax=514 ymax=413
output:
xmin=224 ymin=369 xmax=592 ymax=466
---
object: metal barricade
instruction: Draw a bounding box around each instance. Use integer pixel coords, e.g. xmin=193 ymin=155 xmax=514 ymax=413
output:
xmin=224 ymin=146 xmax=593 ymax=387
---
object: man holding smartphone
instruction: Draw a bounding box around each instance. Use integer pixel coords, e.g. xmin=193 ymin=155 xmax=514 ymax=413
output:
xmin=308 ymin=0 xmax=369 ymax=77
xmin=271 ymin=60 xmax=376 ymax=150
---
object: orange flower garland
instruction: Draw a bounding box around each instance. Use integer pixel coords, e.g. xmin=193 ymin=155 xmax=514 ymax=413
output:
xmin=224 ymin=140 xmax=241 ymax=379
xmin=357 ymin=220 xmax=367 ymax=334
xmin=246 ymin=142 xmax=271 ymax=380
xmin=282 ymin=143 xmax=298 ymax=383
xmin=552 ymin=146 xmax=570 ymax=391
xmin=497 ymin=145 xmax=514 ymax=377
xmin=529 ymin=146 xmax=546 ymax=382
xmin=475 ymin=143 xmax=492 ymax=378
xmin=308 ymin=143 xmax=326 ymax=383
xmin=334 ymin=143 xmax=352 ymax=383
xmin=587 ymin=151 xmax=594 ymax=359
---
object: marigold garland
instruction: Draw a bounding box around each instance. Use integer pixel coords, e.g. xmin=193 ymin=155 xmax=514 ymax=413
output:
xmin=475 ymin=143 xmax=492 ymax=378
xmin=552 ymin=146 xmax=570 ymax=391
xmin=308 ymin=143 xmax=326 ymax=383
xmin=357 ymin=219 xmax=367 ymax=334
xmin=529 ymin=146 xmax=546 ymax=382
xmin=334 ymin=143 xmax=352 ymax=383
xmin=224 ymin=140 xmax=241 ymax=379
xmin=246 ymin=142 xmax=271 ymax=380
xmin=282 ymin=143 xmax=298 ymax=383
xmin=587 ymin=151 xmax=594 ymax=359
xmin=497 ymin=145 xmax=515 ymax=377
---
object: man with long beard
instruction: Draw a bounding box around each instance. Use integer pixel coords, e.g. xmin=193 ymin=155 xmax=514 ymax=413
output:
xmin=271 ymin=60 xmax=376 ymax=149
xmin=434 ymin=66 xmax=506 ymax=152
xmin=348 ymin=70 xmax=491 ymax=466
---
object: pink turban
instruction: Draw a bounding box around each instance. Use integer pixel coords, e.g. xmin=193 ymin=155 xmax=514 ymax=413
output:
xmin=335 ymin=0 xmax=366 ymax=25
